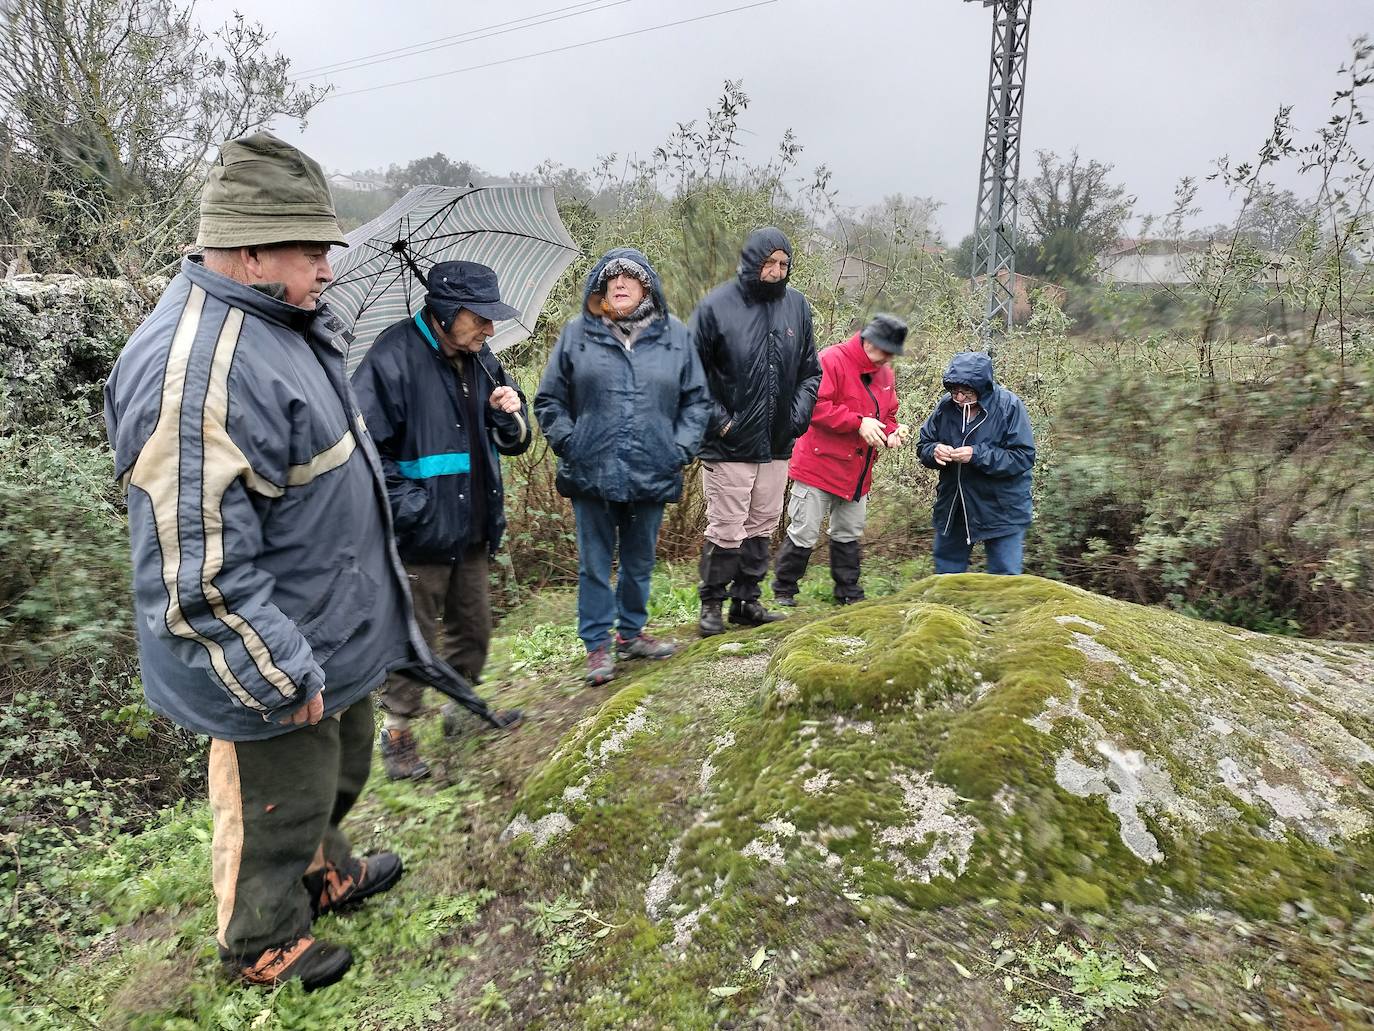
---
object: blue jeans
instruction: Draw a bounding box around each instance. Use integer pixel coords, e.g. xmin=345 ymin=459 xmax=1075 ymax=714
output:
xmin=933 ymin=527 xmax=1025 ymax=575
xmin=571 ymin=498 xmax=665 ymax=651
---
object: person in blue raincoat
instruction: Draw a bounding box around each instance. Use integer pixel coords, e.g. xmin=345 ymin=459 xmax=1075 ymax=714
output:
xmin=916 ymin=351 xmax=1035 ymax=574
xmin=534 ymin=248 xmax=711 ymax=685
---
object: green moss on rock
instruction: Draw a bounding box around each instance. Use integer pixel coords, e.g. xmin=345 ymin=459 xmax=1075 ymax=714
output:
xmin=510 ymin=573 xmax=1374 ymax=1001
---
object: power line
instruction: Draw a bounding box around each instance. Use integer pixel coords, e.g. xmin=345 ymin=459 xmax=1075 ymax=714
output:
xmin=293 ymin=0 xmax=640 ymax=80
xmin=322 ymin=0 xmax=779 ymax=101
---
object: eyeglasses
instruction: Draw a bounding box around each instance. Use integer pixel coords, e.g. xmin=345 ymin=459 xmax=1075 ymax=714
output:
xmin=949 ymin=386 xmax=978 ymax=401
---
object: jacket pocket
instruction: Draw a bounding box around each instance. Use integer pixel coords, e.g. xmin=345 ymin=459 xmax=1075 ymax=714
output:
xmin=810 ymin=434 xmax=861 ymax=461
xmin=297 ymin=564 xmax=379 ymax=665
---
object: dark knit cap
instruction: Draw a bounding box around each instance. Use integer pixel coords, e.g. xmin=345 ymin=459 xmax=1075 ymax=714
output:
xmin=861 ymin=313 xmax=908 ymax=355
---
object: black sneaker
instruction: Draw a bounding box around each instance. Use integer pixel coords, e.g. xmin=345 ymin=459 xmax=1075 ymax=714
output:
xmin=729 ymin=599 xmax=788 ymax=626
xmin=306 ymin=851 xmax=404 ymax=918
xmin=226 ymin=935 xmax=353 ymax=992
xmin=378 ymin=726 xmax=430 ymax=781
xmin=773 ymin=594 xmax=798 ymax=607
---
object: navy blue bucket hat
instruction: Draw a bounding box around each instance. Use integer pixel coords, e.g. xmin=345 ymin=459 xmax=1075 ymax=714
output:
xmin=425 ymin=260 xmax=522 ymax=329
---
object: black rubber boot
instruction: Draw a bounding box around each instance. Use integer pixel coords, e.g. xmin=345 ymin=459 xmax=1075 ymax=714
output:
xmin=829 ymin=538 xmax=864 ymax=604
xmin=698 ymin=542 xmax=740 ymax=637
xmin=729 ymin=537 xmax=787 ymax=624
xmin=771 ymin=535 xmax=814 ymax=604
xmin=699 ymin=600 xmax=725 ymax=637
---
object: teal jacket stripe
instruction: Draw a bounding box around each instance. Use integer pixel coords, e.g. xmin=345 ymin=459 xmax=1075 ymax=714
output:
xmin=414 ymin=310 xmax=441 ymax=351
xmin=397 ymin=452 xmax=471 ymax=478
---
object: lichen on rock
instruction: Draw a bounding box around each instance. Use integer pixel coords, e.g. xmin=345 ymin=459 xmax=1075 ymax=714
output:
xmin=511 ymin=574 xmax=1374 ymax=942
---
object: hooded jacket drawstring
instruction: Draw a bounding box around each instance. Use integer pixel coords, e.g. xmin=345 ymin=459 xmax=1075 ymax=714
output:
xmin=944 ymin=400 xmax=988 ymax=546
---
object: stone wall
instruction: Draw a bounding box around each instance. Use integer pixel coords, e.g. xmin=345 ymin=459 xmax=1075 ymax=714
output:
xmin=0 ymin=275 xmax=154 ymax=440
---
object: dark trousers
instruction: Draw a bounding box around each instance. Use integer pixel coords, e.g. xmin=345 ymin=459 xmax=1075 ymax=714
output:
xmin=378 ymin=549 xmax=492 ymax=716
xmin=933 ymin=527 xmax=1026 ymax=575
xmin=571 ymin=497 xmax=664 ymax=650
xmin=210 ymin=699 xmax=373 ymax=958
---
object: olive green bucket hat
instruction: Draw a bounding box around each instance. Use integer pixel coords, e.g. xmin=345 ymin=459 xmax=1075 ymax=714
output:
xmin=196 ymin=131 xmax=348 ymax=249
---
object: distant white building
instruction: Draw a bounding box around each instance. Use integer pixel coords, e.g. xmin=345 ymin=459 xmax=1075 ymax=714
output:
xmin=1098 ymin=239 xmax=1292 ymax=287
xmin=327 ymin=172 xmax=389 ymax=193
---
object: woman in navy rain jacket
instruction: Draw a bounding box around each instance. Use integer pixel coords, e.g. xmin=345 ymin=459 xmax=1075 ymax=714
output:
xmin=534 ymin=248 xmax=711 ymax=684
xmin=917 ymin=351 xmax=1035 ymax=574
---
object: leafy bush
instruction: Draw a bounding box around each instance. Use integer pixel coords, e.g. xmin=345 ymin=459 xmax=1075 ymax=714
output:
xmin=0 ymin=433 xmax=133 ymax=665
xmin=1031 ymin=342 xmax=1374 ymax=637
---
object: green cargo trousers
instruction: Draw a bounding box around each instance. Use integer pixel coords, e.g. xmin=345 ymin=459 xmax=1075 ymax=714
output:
xmin=209 ymin=699 xmax=374 ymax=958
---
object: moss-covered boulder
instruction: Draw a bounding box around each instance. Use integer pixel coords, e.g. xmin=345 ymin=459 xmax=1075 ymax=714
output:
xmin=509 ymin=574 xmax=1374 ymax=946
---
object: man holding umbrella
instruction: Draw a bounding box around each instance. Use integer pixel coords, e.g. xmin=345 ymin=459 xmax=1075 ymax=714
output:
xmin=352 ymin=261 xmax=532 ymax=781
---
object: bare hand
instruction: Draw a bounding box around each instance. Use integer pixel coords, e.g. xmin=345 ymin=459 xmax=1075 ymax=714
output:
xmin=951 ymin=445 xmax=974 ymax=464
xmin=933 ymin=443 xmax=954 ymax=466
xmin=283 ymin=691 xmax=324 ymax=727
xmin=859 ymin=417 xmax=888 ymax=449
xmin=489 ymin=386 xmax=521 ymax=414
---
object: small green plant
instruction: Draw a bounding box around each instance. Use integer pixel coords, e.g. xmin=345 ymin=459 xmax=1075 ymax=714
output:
xmin=1004 ymin=938 xmax=1159 ymax=1029
xmin=470 ymin=979 xmax=512 ymax=1019
xmin=647 ymin=563 xmax=699 ymax=626
xmin=507 ymin=622 xmax=583 ymax=673
xmin=523 ymin=894 xmax=616 ymax=976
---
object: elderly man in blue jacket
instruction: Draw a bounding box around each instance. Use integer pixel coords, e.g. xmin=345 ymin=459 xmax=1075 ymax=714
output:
xmin=105 ymin=133 xmax=514 ymax=993
xmin=352 ymin=261 xmax=532 ymax=780
xmin=917 ymin=351 xmax=1036 ymax=574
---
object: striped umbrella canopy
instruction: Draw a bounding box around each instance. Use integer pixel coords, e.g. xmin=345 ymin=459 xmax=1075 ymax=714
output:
xmin=324 ymin=183 xmax=580 ymax=373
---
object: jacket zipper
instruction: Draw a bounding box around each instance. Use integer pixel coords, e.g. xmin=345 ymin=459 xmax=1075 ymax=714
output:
xmin=942 ymin=404 xmax=988 ymax=545
xmin=853 ymin=372 xmax=881 ymax=502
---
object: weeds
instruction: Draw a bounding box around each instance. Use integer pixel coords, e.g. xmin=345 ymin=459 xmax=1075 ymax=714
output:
xmin=998 ymin=936 xmax=1160 ymax=1029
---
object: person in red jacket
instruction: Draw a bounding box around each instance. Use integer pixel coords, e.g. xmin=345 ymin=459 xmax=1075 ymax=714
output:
xmin=772 ymin=314 xmax=908 ymax=605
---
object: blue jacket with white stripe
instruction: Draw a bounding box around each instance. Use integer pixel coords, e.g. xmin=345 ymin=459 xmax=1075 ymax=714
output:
xmin=351 ymin=311 xmax=531 ymax=563
xmin=104 ymin=257 xmax=427 ymax=740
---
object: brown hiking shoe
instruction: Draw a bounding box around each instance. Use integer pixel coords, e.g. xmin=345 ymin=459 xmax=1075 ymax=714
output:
xmin=226 ymin=935 xmax=352 ymax=992
xmin=378 ymin=726 xmax=430 ymax=781
xmin=306 ymin=851 xmax=404 ymax=919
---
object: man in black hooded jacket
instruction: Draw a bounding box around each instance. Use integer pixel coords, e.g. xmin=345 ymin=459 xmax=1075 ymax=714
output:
xmin=689 ymin=227 xmax=822 ymax=636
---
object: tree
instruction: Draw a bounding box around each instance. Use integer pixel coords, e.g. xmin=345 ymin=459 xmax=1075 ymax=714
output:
xmin=0 ymin=0 xmax=326 ymax=278
xmin=1234 ymin=186 xmax=1316 ymax=252
xmin=386 ymin=153 xmax=485 ymax=192
xmin=830 ymin=193 xmax=944 ymax=266
xmin=947 ymin=231 xmax=1043 ymax=280
xmin=1021 ymin=149 xmax=1134 ymax=282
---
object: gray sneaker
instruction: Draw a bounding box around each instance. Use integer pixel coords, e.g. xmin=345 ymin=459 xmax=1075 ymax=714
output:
xmin=378 ymin=727 xmax=430 ymax=781
xmin=616 ymin=633 xmax=677 ymax=661
xmin=585 ymin=645 xmax=616 ymax=685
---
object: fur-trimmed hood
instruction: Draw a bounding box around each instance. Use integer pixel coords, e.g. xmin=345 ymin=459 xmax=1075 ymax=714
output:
xmin=583 ymin=247 xmax=668 ymax=321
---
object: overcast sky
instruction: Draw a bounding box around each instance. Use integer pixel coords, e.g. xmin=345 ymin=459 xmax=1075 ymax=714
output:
xmin=198 ymin=0 xmax=1371 ymax=241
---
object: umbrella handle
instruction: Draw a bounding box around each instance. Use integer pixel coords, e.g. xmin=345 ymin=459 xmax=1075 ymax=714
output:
xmin=400 ymin=247 xmax=429 ymax=297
